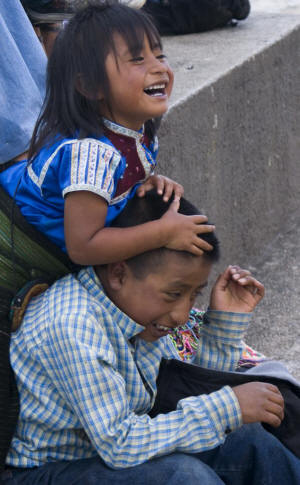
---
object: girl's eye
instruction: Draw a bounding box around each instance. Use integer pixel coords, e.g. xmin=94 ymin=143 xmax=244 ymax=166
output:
xmin=130 ymin=56 xmax=144 ymax=63
xmin=156 ymin=54 xmax=167 ymax=60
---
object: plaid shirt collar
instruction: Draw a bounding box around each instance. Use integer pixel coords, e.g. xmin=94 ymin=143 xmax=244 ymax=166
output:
xmin=77 ymin=266 xmax=145 ymax=341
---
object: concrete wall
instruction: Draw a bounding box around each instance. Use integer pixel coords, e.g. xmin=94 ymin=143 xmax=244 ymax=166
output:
xmin=157 ymin=8 xmax=300 ymax=270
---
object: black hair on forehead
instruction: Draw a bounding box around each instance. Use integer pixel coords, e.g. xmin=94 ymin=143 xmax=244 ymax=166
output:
xmin=107 ymin=6 xmax=162 ymax=58
xmin=72 ymin=3 xmax=161 ymax=61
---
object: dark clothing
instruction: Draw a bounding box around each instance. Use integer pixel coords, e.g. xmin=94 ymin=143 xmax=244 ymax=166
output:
xmin=150 ymin=358 xmax=300 ymax=458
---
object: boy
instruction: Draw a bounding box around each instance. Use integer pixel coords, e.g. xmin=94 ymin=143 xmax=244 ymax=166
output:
xmin=2 ymin=192 xmax=300 ymax=484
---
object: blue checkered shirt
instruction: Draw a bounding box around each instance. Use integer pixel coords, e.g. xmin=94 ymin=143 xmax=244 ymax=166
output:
xmin=8 ymin=267 xmax=250 ymax=469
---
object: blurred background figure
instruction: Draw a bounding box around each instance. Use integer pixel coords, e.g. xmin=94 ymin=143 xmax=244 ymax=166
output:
xmin=22 ymin=0 xmax=147 ymax=55
xmin=0 ymin=0 xmax=47 ymax=164
xmin=143 ymin=0 xmax=251 ymax=35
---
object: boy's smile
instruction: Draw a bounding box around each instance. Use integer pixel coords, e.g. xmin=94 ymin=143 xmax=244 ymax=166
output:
xmin=98 ymin=252 xmax=211 ymax=342
xmin=100 ymin=33 xmax=174 ymax=131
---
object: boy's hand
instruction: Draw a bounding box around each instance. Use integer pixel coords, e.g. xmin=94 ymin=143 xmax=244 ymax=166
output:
xmin=161 ymin=198 xmax=215 ymax=254
xmin=210 ymin=265 xmax=265 ymax=313
xmin=232 ymin=382 xmax=284 ymax=427
xmin=137 ymin=174 xmax=184 ymax=202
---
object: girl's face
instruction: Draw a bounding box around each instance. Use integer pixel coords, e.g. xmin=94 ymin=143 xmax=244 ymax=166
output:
xmin=99 ymin=33 xmax=174 ymax=131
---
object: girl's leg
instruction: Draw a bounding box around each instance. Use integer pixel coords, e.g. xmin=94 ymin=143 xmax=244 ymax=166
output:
xmin=1 ymin=453 xmax=224 ymax=485
xmin=197 ymin=423 xmax=300 ymax=485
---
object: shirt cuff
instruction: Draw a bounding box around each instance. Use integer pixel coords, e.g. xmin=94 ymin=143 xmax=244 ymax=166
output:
xmin=203 ymin=310 xmax=252 ymax=343
xmin=62 ymin=184 xmax=111 ymax=202
xmin=199 ymin=385 xmax=242 ymax=438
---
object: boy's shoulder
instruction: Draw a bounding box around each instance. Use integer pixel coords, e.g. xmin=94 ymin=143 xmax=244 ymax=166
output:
xmin=11 ymin=270 xmax=119 ymax=374
xmin=17 ymin=269 xmax=111 ymax=346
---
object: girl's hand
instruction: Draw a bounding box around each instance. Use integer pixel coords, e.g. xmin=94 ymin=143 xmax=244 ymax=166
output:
xmin=161 ymin=198 xmax=215 ymax=254
xmin=136 ymin=174 xmax=184 ymax=202
xmin=210 ymin=265 xmax=265 ymax=313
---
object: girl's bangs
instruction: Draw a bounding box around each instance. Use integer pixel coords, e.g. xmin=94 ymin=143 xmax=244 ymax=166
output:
xmin=116 ymin=11 xmax=162 ymax=56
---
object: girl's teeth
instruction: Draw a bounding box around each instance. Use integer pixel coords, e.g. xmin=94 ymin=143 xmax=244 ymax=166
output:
xmin=144 ymin=84 xmax=166 ymax=96
xmin=148 ymin=84 xmax=164 ymax=90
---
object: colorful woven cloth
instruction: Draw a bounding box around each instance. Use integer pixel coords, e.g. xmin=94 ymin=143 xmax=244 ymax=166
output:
xmin=238 ymin=342 xmax=266 ymax=369
xmin=169 ymin=308 xmax=204 ymax=362
xmin=0 ymin=187 xmax=72 ymax=295
xmin=169 ymin=308 xmax=266 ymax=367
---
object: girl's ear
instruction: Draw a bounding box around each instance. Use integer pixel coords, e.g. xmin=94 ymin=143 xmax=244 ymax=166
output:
xmin=106 ymin=262 xmax=128 ymax=291
xmin=75 ymin=74 xmax=104 ymax=101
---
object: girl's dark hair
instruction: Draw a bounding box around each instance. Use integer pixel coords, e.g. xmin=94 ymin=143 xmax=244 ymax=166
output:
xmin=28 ymin=1 xmax=162 ymax=159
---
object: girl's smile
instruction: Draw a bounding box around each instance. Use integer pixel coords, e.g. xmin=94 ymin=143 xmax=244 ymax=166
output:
xmin=100 ymin=33 xmax=174 ymax=131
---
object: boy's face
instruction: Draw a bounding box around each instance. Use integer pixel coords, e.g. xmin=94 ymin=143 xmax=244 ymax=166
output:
xmin=100 ymin=252 xmax=211 ymax=342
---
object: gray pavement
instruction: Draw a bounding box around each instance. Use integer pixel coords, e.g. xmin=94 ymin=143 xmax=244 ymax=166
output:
xmin=245 ymin=0 xmax=300 ymax=383
xmin=196 ymin=208 xmax=300 ymax=381
xmin=159 ymin=1 xmax=300 ymax=267
xmin=159 ymin=0 xmax=300 ymax=379
xmin=245 ymin=210 xmax=300 ymax=381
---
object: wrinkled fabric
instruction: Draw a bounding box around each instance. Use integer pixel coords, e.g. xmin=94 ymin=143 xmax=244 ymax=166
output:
xmin=0 ymin=0 xmax=46 ymax=163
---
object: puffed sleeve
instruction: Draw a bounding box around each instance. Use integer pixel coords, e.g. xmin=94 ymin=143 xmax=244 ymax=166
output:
xmin=56 ymin=138 xmax=123 ymax=203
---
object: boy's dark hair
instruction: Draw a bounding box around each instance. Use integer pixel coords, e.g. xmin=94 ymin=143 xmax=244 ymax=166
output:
xmin=28 ymin=1 xmax=162 ymax=159
xmin=111 ymin=189 xmax=220 ymax=278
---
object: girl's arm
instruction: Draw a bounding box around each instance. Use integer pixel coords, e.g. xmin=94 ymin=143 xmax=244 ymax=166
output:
xmin=64 ymin=191 xmax=214 ymax=265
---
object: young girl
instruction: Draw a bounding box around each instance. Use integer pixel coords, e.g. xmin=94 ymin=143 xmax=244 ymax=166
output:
xmin=0 ymin=2 xmax=214 ymax=267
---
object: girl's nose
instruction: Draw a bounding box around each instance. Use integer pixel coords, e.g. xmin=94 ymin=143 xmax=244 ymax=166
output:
xmin=149 ymin=55 xmax=168 ymax=74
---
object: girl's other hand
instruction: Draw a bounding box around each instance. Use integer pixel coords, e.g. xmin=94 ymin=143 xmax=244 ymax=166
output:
xmin=136 ymin=174 xmax=184 ymax=202
xmin=161 ymin=198 xmax=215 ymax=254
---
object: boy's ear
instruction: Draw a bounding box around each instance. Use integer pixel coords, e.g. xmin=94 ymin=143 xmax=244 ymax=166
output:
xmin=106 ymin=262 xmax=129 ymax=290
xmin=75 ymin=74 xmax=104 ymax=100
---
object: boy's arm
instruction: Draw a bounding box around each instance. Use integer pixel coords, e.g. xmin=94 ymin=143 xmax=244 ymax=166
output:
xmin=194 ymin=309 xmax=252 ymax=370
xmin=47 ymin=313 xmax=241 ymax=469
xmin=194 ymin=266 xmax=265 ymax=370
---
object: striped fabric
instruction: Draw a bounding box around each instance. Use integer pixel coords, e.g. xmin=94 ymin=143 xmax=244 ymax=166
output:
xmin=7 ymin=267 xmax=251 ymax=469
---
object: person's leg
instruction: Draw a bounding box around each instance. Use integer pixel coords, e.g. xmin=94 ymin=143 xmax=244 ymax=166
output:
xmin=1 ymin=453 xmax=225 ymax=485
xmin=197 ymin=423 xmax=300 ymax=485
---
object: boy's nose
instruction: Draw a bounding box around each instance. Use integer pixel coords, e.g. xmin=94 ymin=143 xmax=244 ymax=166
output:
xmin=169 ymin=300 xmax=192 ymax=327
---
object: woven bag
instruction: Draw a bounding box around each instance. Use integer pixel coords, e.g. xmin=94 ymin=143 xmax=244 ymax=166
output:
xmin=0 ymin=186 xmax=74 ymax=471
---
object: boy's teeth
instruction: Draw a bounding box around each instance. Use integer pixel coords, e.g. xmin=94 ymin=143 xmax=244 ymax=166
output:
xmin=155 ymin=324 xmax=170 ymax=332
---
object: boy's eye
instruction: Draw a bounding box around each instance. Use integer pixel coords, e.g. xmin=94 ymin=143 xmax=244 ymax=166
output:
xmin=165 ymin=292 xmax=181 ymax=300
